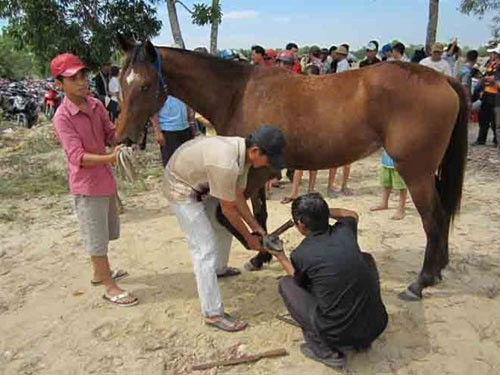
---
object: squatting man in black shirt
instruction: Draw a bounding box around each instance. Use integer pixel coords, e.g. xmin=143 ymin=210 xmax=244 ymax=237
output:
xmin=270 ymin=193 xmax=388 ymax=368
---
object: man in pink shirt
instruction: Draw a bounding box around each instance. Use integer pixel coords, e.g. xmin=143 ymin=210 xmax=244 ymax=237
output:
xmin=52 ymin=53 xmax=138 ymax=307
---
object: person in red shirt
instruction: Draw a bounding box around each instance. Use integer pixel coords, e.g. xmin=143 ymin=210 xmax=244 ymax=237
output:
xmin=286 ymin=42 xmax=302 ymax=74
xmin=52 ymin=53 xmax=138 ymax=307
xmin=265 ymin=49 xmax=278 ymax=67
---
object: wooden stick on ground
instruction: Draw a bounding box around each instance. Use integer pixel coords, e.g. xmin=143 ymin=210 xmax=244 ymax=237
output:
xmin=192 ymin=348 xmax=288 ymax=371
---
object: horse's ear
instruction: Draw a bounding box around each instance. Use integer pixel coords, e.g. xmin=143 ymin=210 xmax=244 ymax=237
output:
xmin=117 ymin=33 xmax=135 ymax=53
xmin=144 ymin=40 xmax=158 ymax=63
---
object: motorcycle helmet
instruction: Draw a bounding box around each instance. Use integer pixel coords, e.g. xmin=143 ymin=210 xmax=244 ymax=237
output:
xmin=276 ymin=50 xmax=295 ymax=64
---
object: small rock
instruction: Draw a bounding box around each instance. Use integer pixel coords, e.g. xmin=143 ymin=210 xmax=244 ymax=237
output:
xmin=72 ymin=290 xmax=85 ymax=296
xmin=3 ymin=351 xmax=14 ymax=361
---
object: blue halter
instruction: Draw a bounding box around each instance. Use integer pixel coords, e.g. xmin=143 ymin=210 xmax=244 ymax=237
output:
xmin=150 ymin=47 xmax=165 ymax=91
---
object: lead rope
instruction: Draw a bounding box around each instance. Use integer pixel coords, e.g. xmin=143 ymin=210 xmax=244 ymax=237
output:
xmin=116 ymin=146 xmax=137 ymax=182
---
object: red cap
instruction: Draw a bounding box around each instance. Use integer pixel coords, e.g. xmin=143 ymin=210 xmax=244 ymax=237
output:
xmin=50 ymin=53 xmax=87 ymax=78
xmin=265 ymin=49 xmax=277 ymax=59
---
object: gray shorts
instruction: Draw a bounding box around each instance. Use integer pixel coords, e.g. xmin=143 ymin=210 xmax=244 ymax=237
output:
xmin=73 ymin=194 xmax=120 ymax=256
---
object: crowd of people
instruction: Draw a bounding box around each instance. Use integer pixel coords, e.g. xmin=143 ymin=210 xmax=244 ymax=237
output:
xmin=48 ymin=37 xmax=500 ymax=369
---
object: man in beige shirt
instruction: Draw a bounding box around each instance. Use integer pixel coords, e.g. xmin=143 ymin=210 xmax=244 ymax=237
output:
xmin=164 ymin=125 xmax=286 ymax=332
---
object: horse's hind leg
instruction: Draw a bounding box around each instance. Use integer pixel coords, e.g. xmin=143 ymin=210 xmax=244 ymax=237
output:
xmin=398 ymin=172 xmax=447 ymax=301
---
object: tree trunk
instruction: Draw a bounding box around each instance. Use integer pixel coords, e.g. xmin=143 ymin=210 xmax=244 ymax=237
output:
xmin=166 ymin=0 xmax=185 ymax=48
xmin=425 ymin=0 xmax=439 ymax=55
xmin=209 ymin=0 xmax=219 ymax=54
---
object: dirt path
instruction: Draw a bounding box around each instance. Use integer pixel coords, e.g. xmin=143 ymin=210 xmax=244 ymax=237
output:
xmin=1 ymin=127 xmax=499 ymax=375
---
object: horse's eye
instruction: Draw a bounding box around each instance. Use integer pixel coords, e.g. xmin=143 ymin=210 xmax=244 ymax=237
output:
xmin=140 ymin=85 xmax=150 ymax=92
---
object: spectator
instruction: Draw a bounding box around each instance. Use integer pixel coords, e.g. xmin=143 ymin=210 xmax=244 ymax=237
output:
xmin=333 ymin=45 xmax=350 ymax=73
xmin=251 ymin=45 xmax=266 ymax=65
xmin=411 ymin=48 xmax=427 ymax=64
xmin=280 ymin=66 xmax=320 ymax=204
xmin=359 ymin=42 xmax=381 ymax=68
xmin=286 ymin=42 xmax=302 ymax=73
xmin=442 ymin=39 xmax=461 ymax=77
xmin=301 ymin=45 xmax=323 ymax=73
xmin=265 ymin=49 xmax=278 ymax=66
xmin=93 ymin=62 xmax=110 ymax=105
xmin=276 ymin=50 xmax=296 ymax=71
xmin=151 ymin=96 xmax=199 ymax=167
xmin=328 ymin=45 xmax=352 ymax=197
xmin=474 ymin=44 xmax=499 ymax=146
xmin=381 ymin=43 xmax=393 ymax=61
xmin=389 ymin=42 xmax=409 ymax=62
xmin=457 ymin=50 xmax=479 ymax=106
xmin=419 ymin=43 xmax=452 ymax=76
xmin=370 ymin=150 xmax=408 ymax=220
xmin=327 ymin=46 xmax=338 ymax=74
xmin=107 ymin=66 xmax=121 ymax=122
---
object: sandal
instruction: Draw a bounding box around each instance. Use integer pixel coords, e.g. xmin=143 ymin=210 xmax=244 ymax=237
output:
xmin=244 ymin=260 xmax=263 ymax=272
xmin=217 ymin=267 xmax=241 ymax=278
xmin=280 ymin=196 xmax=295 ymax=204
xmin=102 ymin=291 xmax=139 ymax=307
xmin=300 ymin=343 xmax=345 ymax=368
xmin=91 ymin=269 xmax=129 ymax=286
xmin=205 ymin=313 xmax=248 ymax=332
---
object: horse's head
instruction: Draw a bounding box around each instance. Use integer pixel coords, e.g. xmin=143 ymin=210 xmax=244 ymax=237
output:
xmin=116 ymin=34 xmax=168 ymax=143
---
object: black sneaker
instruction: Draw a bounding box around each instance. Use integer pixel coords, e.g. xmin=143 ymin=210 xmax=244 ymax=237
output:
xmin=300 ymin=343 xmax=346 ymax=369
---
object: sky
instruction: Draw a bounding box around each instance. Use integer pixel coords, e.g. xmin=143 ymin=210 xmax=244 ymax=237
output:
xmin=152 ymin=0 xmax=494 ymax=49
xmin=0 ymin=1 xmax=494 ymax=50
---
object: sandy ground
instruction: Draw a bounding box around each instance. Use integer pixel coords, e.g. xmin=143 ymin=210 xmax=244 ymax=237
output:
xmin=1 ymin=126 xmax=500 ymax=375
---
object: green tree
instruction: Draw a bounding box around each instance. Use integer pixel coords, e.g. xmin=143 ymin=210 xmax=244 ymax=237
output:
xmin=165 ymin=0 xmax=223 ymax=53
xmin=0 ymin=0 xmax=162 ymax=70
xmin=460 ymin=0 xmax=500 ymax=38
xmin=0 ymin=32 xmax=40 ymax=79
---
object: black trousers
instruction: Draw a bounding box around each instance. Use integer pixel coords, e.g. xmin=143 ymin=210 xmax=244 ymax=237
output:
xmin=477 ymin=94 xmax=497 ymax=145
xmin=106 ymin=100 xmax=119 ymax=123
xmin=278 ymin=252 xmax=381 ymax=357
xmin=160 ymin=128 xmax=194 ymax=167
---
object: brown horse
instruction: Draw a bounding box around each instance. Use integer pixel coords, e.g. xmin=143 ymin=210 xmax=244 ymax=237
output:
xmin=115 ymin=36 xmax=468 ymax=301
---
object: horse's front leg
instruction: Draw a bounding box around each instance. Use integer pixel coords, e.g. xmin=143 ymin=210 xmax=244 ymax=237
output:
xmin=245 ymin=186 xmax=272 ymax=270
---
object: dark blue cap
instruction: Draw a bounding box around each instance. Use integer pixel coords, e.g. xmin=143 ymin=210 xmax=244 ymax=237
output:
xmin=248 ymin=125 xmax=286 ymax=170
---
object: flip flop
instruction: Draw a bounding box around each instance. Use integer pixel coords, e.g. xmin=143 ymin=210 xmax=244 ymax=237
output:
xmin=280 ymin=196 xmax=295 ymax=204
xmin=217 ymin=267 xmax=241 ymax=278
xmin=102 ymin=291 xmax=139 ymax=307
xmin=300 ymin=343 xmax=346 ymax=369
xmin=276 ymin=313 xmax=300 ymax=327
xmin=91 ymin=269 xmax=129 ymax=286
xmin=205 ymin=313 xmax=248 ymax=332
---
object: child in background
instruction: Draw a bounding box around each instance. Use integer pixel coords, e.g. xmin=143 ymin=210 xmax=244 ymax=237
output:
xmin=370 ymin=150 xmax=407 ymax=220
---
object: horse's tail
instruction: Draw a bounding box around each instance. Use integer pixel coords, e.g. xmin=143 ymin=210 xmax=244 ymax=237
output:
xmin=437 ymin=78 xmax=468 ymax=224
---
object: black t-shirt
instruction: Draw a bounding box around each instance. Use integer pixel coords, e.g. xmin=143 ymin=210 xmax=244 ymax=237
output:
xmin=359 ymin=57 xmax=381 ymax=68
xmin=290 ymin=217 xmax=388 ymax=347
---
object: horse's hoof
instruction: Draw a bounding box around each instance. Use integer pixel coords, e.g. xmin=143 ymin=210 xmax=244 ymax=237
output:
xmin=398 ymin=284 xmax=422 ymax=301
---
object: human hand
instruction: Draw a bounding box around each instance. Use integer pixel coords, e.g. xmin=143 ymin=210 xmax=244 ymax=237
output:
xmin=245 ymin=233 xmax=263 ymax=251
xmin=111 ymin=144 xmax=123 ymax=164
xmin=154 ymin=130 xmax=165 ymax=146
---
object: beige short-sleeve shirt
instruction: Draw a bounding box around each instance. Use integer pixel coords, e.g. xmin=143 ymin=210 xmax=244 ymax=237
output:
xmin=164 ymin=136 xmax=249 ymax=203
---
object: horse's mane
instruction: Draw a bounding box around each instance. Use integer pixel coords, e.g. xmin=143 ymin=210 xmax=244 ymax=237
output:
xmin=121 ymin=41 xmax=254 ymax=79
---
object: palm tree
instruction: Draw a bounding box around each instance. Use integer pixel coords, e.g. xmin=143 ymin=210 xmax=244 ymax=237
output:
xmin=425 ymin=0 xmax=440 ymax=54
xmin=166 ymin=0 xmax=186 ymax=48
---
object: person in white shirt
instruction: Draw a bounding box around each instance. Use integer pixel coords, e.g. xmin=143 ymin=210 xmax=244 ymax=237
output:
xmin=334 ymin=45 xmax=350 ymax=73
xmin=419 ymin=43 xmax=452 ymax=76
xmin=107 ymin=66 xmax=121 ymax=122
xmin=328 ymin=45 xmax=352 ymax=196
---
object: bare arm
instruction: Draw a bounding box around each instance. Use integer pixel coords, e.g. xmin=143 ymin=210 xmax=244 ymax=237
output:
xmin=220 ymin=199 xmax=263 ymax=251
xmin=235 ymin=188 xmax=266 ymax=235
xmin=329 ymin=208 xmax=359 ymax=222
xmin=187 ymin=107 xmax=199 ymax=136
xmin=81 ymin=146 xmax=120 ymax=167
xmin=150 ymin=113 xmax=165 ymax=146
xmin=274 ymin=253 xmax=295 ymax=276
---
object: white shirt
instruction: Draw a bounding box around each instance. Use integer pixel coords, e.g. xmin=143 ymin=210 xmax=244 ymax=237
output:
xmin=419 ymin=57 xmax=452 ymax=76
xmin=336 ymin=58 xmax=350 ymax=73
xmin=108 ymin=77 xmax=120 ymax=102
